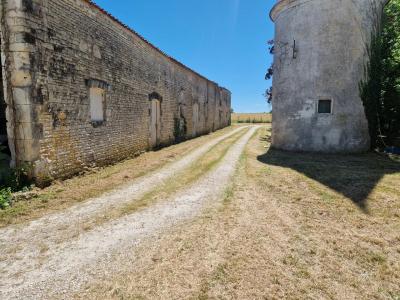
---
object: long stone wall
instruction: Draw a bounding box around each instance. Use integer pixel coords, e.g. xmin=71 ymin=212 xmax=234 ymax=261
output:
xmin=0 ymin=0 xmax=231 ymax=184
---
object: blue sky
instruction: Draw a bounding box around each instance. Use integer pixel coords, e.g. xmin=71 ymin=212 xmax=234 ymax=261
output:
xmin=92 ymin=0 xmax=275 ymax=113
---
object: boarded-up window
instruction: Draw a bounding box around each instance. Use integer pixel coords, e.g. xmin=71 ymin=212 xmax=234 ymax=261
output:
xmin=90 ymin=87 xmax=105 ymax=121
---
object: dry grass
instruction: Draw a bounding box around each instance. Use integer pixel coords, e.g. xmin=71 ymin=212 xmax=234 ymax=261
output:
xmin=79 ymin=125 xmax=400 ymax=300
xmin=0 ymin=126 xmax=241 ymax=228
xmin=80 ymin=128 xmax=249 ymax=230
xmin=231 ymin=113 xmax=271 ymax=124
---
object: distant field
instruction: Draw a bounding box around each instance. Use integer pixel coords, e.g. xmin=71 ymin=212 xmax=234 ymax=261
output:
xmin=231 ymin=113 xmax=272 ymax=123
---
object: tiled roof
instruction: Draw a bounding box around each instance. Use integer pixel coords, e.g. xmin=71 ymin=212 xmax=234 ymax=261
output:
xmin=83 ymin=0 xmax=224 ymax=89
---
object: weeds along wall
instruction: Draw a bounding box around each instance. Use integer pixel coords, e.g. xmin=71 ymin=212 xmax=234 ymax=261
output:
xmin=0 ymin=0 xmax=231 ymax=184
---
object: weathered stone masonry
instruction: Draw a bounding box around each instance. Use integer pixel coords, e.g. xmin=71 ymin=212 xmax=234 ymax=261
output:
xmin=0 ymin=0 xmax=231 ymax=184
xmin=270 ymin=0 xmax=388 ymax=153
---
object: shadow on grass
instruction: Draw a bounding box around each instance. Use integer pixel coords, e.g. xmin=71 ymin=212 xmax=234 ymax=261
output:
xmin=257 ymin=148 xmax=400 ymax=213
xmin=0 ymin=156 xmax=10 ymax=181
xmin=0 ymin=153 xmax=20 ymax=190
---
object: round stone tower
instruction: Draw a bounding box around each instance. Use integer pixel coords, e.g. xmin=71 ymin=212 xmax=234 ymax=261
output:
xmin=270 ymin=0 xmax=388 ymax=152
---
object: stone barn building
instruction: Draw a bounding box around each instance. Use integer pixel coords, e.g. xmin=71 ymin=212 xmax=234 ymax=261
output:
xmin=270 ymin=0 xmax=389 ymax=153
xmin=0 ymin=0 xmax=231 ymax=184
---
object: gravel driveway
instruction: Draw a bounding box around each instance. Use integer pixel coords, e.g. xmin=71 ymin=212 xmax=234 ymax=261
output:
xmin=0 ymin=126 xmax=258 ymax=299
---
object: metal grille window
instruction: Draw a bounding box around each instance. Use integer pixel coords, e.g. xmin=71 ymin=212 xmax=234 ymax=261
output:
xmin=318 ymin=100 xmax=332 ymax=114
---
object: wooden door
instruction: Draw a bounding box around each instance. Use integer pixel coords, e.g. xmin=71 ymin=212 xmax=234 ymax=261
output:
xmin=150 ymin=100 xmax=161 ymax=148
xmin=192 ymin=102 xmax=199 ymax=138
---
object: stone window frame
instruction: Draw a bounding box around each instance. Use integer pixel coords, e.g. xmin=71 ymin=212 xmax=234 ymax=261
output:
xmin=86 ymin=79 xmax=110 ymax=127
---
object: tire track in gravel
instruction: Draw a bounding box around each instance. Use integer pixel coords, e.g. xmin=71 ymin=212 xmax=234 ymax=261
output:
xmin=0 ymin=126 xmax=246 ymax=242
xmin=0 ymin=126 xmax=259 ymax=300
xmin=0 ymin=126 xmax=247 ymax=296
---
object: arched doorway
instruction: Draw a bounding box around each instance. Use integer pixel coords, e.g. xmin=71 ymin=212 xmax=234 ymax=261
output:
xmin=149 ymin=92 xmax=162 ymax=148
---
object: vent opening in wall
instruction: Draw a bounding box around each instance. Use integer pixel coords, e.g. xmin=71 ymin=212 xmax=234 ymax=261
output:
xmin=318 ymin=100 xmax=332 ymax=114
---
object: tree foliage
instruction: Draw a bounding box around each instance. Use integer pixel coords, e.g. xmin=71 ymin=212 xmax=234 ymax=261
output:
xmin=360 ymin=0 xmax=400 ymax=149
xmin=264 ymin=40 xmax=274 ymax=104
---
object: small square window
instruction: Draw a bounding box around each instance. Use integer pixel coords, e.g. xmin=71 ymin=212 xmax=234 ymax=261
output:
xmin=90 ymin=87 xmax=105 ymax=122
xmin=318 ymin=100 xmax=332 ymax=114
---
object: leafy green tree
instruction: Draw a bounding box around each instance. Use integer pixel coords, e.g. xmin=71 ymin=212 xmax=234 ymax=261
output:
xmin=264 ymin=40 xmax=274 ymax=104
xmin=360 ymin=0 xmax=400 ymax=149
xmin=381 ymin=0 xmax=400 ymax=145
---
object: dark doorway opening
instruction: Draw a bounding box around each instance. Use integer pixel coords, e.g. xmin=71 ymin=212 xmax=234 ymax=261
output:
xmin=0 ymin=63 xmax=11 ymax=168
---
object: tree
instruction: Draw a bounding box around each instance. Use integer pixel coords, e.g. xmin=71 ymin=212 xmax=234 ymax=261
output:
xmin=360 ymin=0 xmax=400 ymax=149
xmin=264 ymin=40 xmax=274 ymax=104
xmin=380 ymin=0 xmax=400 ymax=144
